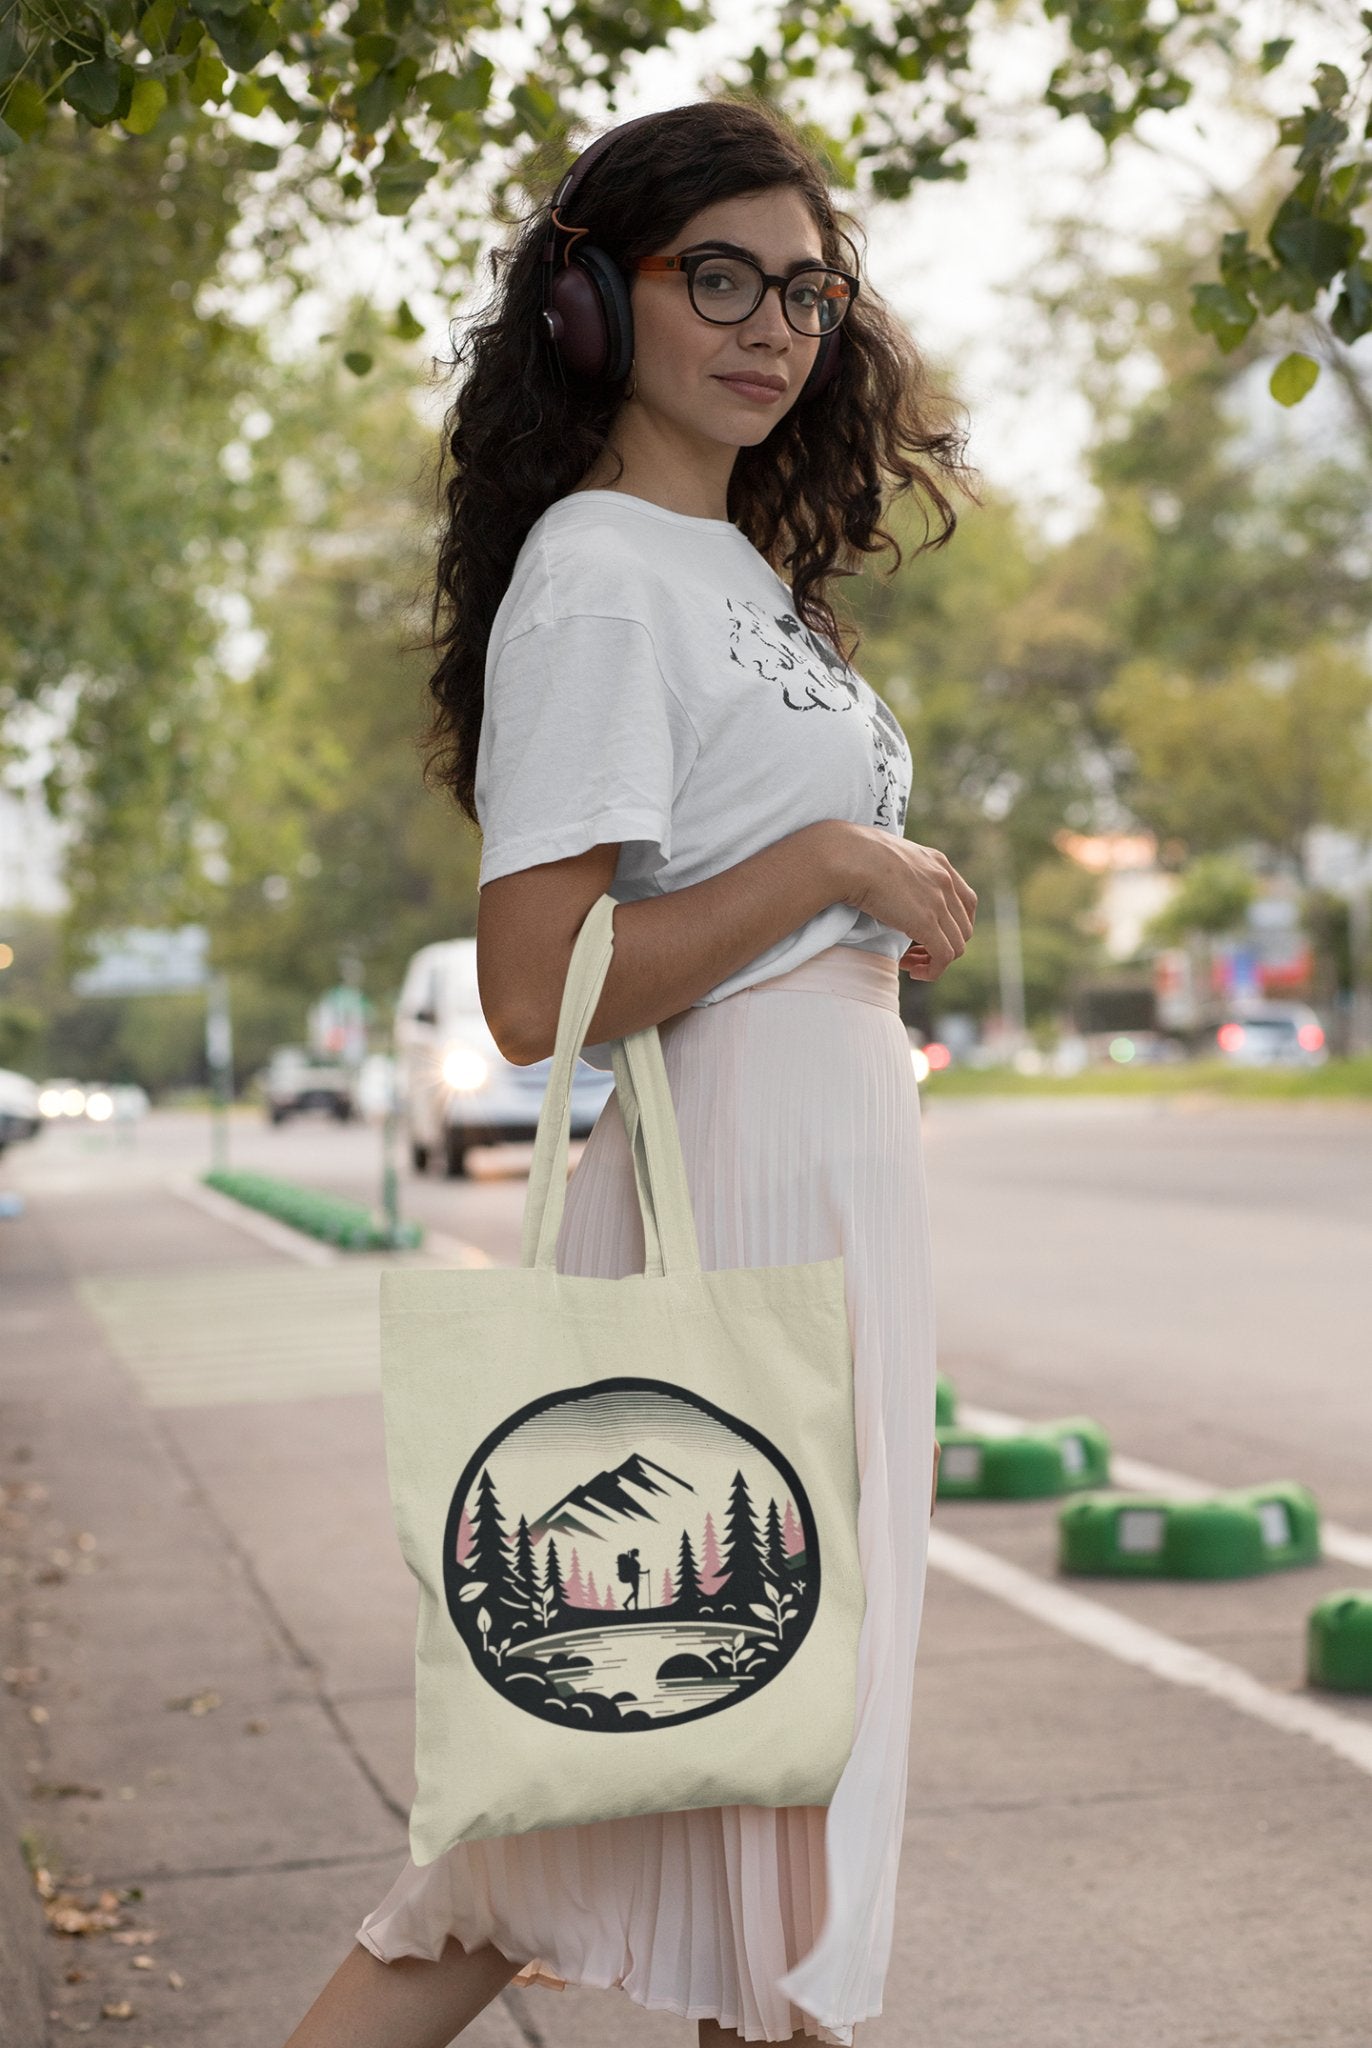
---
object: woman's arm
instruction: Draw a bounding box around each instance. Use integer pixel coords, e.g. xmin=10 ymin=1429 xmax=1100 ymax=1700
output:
xmin=478 ymin=820 xmax=975 ymax=1066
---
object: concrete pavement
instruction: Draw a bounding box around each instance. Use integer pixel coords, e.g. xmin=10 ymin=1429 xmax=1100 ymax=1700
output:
xmin=2 ymin=1103 xmax=1370 ymax=2046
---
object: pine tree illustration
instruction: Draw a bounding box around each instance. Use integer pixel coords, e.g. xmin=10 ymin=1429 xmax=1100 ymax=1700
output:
xmin=509 ymin=1514 xmax=539 ymax=1631
xmin=699 ymin=1510 xmax=725 ymax=1596
xmin=718 ymin=1468 xmax=770 ymax=1615
xmin=585 ymin=1569 xmax=600 ymax=1607
xmin=603 ymin=1583 xmax=616 ymax=1609
xmin=468 ymin=1469 xmax=515 ymax=1628
xmin=674 ymin=1526 xmax=704 ymax=1617
xmin=764 ymin=1498 xmax=788 ymax=1587
xmin=454 ymin=1503 xmax=475 ymax=1568
xmin=660 ymin=1567 xmax=675 ymax=1607
xmin=543 ymin=1536 xmax=567 ymax=1619
xmin=782 ymin=1499 xmax=804 ymax=1560
xmin=565 ymin=1546 xmax=587 ymax=1608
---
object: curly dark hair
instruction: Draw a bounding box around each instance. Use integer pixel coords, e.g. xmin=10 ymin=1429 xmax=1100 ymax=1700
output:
xmin=424 ymin=92 xmax=978 ymax=821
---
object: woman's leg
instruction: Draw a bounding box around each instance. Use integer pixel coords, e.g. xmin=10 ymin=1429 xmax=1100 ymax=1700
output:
xmin=282 ymin=1936 xmax=526 ymax=2048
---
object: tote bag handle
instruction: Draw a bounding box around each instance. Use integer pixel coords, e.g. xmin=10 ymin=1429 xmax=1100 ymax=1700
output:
xmin=519 ymin=893 xmax=703 ymax=1280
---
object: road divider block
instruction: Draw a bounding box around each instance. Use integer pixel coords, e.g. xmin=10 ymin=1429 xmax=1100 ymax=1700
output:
xmin=1306 ymin=1590 xmax=1372 ymax=1692
xmin=1059 ymin=1480 xmax=1321 ymax=1579
xmin=203 ymin=1169 xmax=423 ymax=1252
xmin=934 ymin=1416 xmax=1111 ymax=1499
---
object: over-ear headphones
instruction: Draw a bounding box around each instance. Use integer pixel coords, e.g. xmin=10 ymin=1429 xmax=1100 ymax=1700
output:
xmin=539 ymin=111 xmax=844 ymax=405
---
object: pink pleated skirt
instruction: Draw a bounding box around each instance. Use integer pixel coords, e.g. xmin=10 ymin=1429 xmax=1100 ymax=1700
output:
xmin=356 ymin=941 xmax=938 ymax=2043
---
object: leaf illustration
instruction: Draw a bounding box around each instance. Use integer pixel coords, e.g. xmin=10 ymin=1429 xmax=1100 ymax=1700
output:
xmin=458 ymin=1582 xmax=488 ymax=1602
xmin=748 ymin=1603 xmax=775 ymax=1622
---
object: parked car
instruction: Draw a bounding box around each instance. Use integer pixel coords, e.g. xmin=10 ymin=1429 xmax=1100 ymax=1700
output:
xmin=1212 ymin=999 xmax=1328 ymax=1068
xmin=395 ymin=939 xmax=615 ymax=1178
xmin=262 ymin=1046 xmax=358 ymax=1124
xmin=0 ymin=1068 xmax=41 ymax=1154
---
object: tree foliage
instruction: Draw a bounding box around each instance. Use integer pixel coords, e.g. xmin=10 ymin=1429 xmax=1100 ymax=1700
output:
xmin=1 ymin=0 xmax=1369 ymax=382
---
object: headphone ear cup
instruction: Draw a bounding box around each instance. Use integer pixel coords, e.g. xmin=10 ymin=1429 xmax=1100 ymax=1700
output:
xmin=547 ymin=243 xmax=634 ymax=383
xmin=798 ymin=327 xmax=841 ymax=402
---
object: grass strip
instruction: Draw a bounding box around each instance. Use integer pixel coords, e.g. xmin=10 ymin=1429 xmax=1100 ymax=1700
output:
xmin=921 ymin=1055 xmax=1372 ymax=1099
xmin=203 ymin=1169 xmax=424 ymax=1250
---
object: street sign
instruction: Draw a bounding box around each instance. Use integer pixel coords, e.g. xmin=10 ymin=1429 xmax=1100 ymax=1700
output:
xmin=71 ymin=926 xmax=210 ymax=998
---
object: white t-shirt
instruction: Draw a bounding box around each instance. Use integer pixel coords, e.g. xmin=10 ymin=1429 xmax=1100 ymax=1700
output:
xmin=474 ymin=490 xmax=914 ymax=1068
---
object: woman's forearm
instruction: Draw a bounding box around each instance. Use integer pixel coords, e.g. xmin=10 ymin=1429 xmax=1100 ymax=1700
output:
xmin=510 ymin=820 xmax=862 ymax=1064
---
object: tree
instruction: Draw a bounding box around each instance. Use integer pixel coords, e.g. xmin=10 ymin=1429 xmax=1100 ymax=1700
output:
xmin=2 ymin=3 xmax=1367 ymax=380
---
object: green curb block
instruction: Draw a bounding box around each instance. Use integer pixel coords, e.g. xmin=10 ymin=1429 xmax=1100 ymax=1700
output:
xmin=203 ymin=1170 xmax=424 ymax=1252
xmin=935 ymin=1375 xmax=957 ymax=1427
xmin=1058 ymin=1481 xmax=1321 ymax=1579
xmin=934 ymin=1417 xmax=1111 ymax=1499
xmin=1307 ymin=1590 xmax=1372 ymax=1692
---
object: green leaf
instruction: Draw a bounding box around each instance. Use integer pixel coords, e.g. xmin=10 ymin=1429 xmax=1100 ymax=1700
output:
xmin=122 ymin=73 xmax=167 ymax=132
xmin=391 ymin=298 xmax=423 ymax=340
xmin=509 ymin=79 xmax=559 ymax=140
xmin=1189 ymin=281 xmax=1256 ymax=351
xmin=1312 ymin=64 xmax=1348 ymax=111
xmin=242 ymin=139 xmax=279 ymax=169
xmin=194 ymin=3 xmax=280 ymax=73
xmin=372 ymin=152 xmax=438 ymax=215
xmin=0 ymin=113 xmax=21 ymax=155
xmin=2 ymin=77 xmax=48 ymax=142
xmin=418 ymin=58 xmax=492 ymax=117
xmin=343 ymin=350 xmax=374 ymax=375
xmin=63 ymin=56 xmax=121 ymax=121
xmin=187 ymin=43 xmax=228 ymax=101
xmin=1269 ymin=352 xmax=1319 ymax=406
xmin=1269 ymin=207 xmax=1355 ymax=287
xmin=138 ymin=0 xmax=178 ymax=47
xmin=1260 ymin=38 xmax=1292 ymax=72
xmin=230 ymin=75 xmax=270 ymax=114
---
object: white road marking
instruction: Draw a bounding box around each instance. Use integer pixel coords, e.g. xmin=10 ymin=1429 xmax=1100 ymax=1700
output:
xmin=926 ymin=1527 xmax=1372 ymax=1778
xmin=959 ymin=1401 xmax=1372 ymax=1572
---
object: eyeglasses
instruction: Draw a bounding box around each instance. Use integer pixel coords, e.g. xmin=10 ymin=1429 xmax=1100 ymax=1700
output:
xmin=632 ymin=245 xmax=859 ymax=338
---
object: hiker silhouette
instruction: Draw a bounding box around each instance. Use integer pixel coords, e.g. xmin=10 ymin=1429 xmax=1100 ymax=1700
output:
xmin=616 ymin=1547 xmax=644 ymax=1610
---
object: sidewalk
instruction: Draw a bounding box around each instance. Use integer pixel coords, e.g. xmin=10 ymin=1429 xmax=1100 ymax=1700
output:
xmin=0 ymin=1171 xmax=543 ymax=2048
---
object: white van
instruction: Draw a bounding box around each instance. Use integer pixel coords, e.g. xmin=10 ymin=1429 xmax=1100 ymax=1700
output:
xmin=394 ymin=939 xmax=615 ymax=1178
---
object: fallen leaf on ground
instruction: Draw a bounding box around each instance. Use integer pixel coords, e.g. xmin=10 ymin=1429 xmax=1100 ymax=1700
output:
xmin=130 ymin=1955 xmax=153 ymax=1971
xmin=28 ymin=1703 xmax=50 ymax=1723
xmin=163 ymin=1690 xmax=220 ymax=1715
xmin=100 ymin=1999 xmax=134 ymax=2019
xmin=109 ymin=1930 xmax=159 ymax=1947
xmin=166 ymin=1970 xmax=184 ymax=1990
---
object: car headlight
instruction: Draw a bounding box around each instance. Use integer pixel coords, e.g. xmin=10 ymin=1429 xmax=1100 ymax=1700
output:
xmin=85 ymin=1091 xmax=114 ymax=1121
xmin=441 ymin=1045 xmax=490 ymax=1092
xmin=61 ymin=1087 xmax=86 ymax=1116
xmin=38 ymin=1089 xmax=66 ymax=1118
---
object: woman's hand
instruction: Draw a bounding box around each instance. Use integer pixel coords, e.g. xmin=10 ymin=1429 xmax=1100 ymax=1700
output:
xmin=833 ymin=824 xmax=977 ymax=981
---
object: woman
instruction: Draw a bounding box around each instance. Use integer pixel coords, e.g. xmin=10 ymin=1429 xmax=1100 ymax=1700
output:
xmin=286 ymin=91 xmax=977 ymax=2048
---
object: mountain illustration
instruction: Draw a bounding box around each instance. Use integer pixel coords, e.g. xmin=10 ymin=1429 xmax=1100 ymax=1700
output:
xmin=530 ymin=1451 xmax=696 ymax=1546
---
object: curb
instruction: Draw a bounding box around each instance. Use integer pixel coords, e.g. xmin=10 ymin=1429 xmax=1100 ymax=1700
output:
xmin=0 ymin=1693 xmax=49 ymax=2048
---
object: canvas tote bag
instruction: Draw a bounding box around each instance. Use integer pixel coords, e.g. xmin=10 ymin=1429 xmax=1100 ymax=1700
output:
xmin=379 ymin=890 xmax=866 ymax=1863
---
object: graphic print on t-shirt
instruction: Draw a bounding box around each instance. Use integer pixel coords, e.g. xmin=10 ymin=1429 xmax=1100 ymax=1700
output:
xmin=443 ymin=1379 xmax=822 ymax=1731
xmin=725 ymin=598 xmax=910 ymax=833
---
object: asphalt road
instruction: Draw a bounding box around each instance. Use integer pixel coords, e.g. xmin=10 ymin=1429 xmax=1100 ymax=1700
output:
xmin=3 ymin=1095 xmax=1370 ymax=2047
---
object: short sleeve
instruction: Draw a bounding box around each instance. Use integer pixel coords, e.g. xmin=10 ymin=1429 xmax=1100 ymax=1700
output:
xmin=475 ymin=614 xmax=690 ymax=888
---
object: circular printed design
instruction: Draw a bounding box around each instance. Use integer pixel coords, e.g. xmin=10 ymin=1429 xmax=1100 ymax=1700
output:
xmin=444 ymin=1379 xmax=820 ymax=1731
